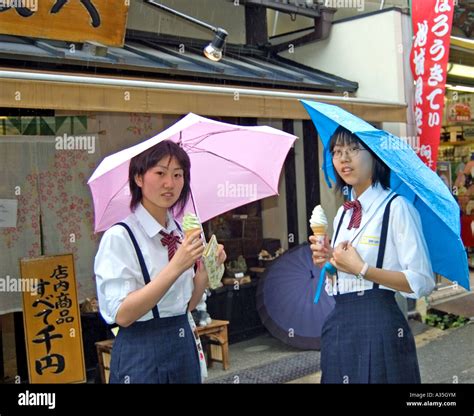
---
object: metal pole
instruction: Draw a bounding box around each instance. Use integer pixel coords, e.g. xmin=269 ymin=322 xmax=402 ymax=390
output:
xmin=144 ymin=0 xmax=218 ymax=33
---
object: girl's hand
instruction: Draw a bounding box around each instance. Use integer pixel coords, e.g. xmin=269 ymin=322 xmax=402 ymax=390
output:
xmin=170 ymin=229 xmax=205 ymax=274
xmin=216 ymin=244 xmax=227 ymax=266
xmin=195 ymin=259 xmax=208 ymax=278
xmin=329 ymin=242 xmax=364 ymax=275
xmin=195 ymin=244 xmax=227 ymax=288
xmin=309 ymin=234 xmax=333 ymax=265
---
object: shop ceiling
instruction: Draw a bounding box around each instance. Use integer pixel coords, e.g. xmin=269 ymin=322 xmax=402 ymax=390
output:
xmin=0 ymin=32 xmax=407 ymax=122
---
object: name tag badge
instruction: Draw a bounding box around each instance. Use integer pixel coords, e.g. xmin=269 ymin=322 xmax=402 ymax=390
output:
xmin=360 ymin=235 xmax=380 ymax=246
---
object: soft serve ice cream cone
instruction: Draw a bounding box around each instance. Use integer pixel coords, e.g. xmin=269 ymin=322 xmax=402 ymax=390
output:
xmin=309 ymin=205 xmax=328 ymax=246
xmin=182 ymin=212 xmax=202 ymax=238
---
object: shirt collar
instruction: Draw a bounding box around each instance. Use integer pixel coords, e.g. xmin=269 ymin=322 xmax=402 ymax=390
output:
xmin=351 ymin=183 xmax=388 ymax=213
xmin=134 ymin=203 xmax=177 ymax=238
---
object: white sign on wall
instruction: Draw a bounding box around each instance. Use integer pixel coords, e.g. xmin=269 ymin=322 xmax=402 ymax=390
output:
xmin=0 ymin=199 xmax=18 ymax=228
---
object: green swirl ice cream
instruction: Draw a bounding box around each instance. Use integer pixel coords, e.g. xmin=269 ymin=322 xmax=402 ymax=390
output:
xmin=182 ymin=212 xmax=201 ymax=236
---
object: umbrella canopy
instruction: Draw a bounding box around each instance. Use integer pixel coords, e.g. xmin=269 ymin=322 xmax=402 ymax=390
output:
xmin=301 ymin=100 xmax=470 ymax=291
xmin=88 ymin=113 xmax=297 ymax=232
xmin=256 ymin=243 xmax=335 ymax=350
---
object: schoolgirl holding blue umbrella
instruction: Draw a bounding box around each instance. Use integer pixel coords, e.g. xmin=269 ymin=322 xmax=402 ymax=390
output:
xmin=310 ymin=127 xmax=435 ymax=384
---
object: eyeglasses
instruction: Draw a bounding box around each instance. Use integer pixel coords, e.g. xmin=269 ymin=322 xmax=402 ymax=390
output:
xmin=331 ymin=146 xmax=367 ymax=160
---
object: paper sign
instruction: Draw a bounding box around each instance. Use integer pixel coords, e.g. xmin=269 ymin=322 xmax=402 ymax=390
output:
xmin=0 ymin=199 xmax=18 ymax=228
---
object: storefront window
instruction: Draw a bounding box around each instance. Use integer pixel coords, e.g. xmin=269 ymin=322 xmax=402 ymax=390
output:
xmin=438 ymin=89 xmax=474 ymax=265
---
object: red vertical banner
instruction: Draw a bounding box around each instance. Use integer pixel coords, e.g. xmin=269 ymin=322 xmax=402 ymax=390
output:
xmin=410 ymin=0 xmax=455 ymax=170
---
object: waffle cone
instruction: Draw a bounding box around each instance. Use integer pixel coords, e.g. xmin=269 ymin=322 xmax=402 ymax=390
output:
xmin=311 ymin=225 xmax=327 ymax=236
xmin=184 ymin=228 xmax=201 ymax=238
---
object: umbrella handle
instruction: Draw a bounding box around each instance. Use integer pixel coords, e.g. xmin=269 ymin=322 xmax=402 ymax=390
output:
xmin=314 ymin=262 xmax=336 ymax=304
xmin=189 ymin=187 xmax=207 ymax=245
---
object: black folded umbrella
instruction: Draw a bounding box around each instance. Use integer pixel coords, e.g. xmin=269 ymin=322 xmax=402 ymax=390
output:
xmin=256 ymin=243 xmax=335 ymax=350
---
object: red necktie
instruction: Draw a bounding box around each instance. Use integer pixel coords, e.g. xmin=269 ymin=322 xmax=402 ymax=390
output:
xmin=343 ymin=199 xmax=362 ymax=230
xmin=159 ymin=230 xmax=181 ymax=261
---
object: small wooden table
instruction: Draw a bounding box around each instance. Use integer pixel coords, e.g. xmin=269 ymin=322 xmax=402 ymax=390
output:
xmin=95 ymin=339 xmax=114 ymax=384
xmin=196 ymin=319 xmax=230 ymax=370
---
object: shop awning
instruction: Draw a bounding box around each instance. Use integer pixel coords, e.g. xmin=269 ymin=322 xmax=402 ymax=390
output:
xmin=0 ymin=34 xmax=407 ymax=122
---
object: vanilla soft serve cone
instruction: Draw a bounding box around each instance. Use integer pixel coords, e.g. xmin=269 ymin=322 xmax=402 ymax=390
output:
xmin=309 ymin=205 xmax=328 ymax=246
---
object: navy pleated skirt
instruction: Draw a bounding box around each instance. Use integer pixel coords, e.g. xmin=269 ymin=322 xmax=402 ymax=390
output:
xmin=320 ymin=288 xmax=421 ymax=384
xmin=109 ymin=313 xmax=201 ymax=384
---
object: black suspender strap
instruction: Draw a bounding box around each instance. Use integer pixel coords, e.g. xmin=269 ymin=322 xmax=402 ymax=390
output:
xmin=174 ymin=219 xmax=183 ymax=233
xmin=331 ymin=211 xmax=346 ymax=282
xmin=115 ymin=222 xmax=160 ymax=319
xmin=333 ymin=211 xmax=346 ymax=243
xmin=375 ymin=194 xmax=399 ymax=270
xmin=372 ymin=194 xmax=399 ymax=289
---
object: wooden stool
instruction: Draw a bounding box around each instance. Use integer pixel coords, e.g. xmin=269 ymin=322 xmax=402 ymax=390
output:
xmin=95 ymin=339 xmax=114 ymax=384
xmin=196 ymin=319 xmax=230 ymax=370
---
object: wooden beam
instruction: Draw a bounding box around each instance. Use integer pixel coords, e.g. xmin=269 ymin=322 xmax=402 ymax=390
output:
xmin=303 ymin=119 xmax=320 ymax=237
xmin=0 ymin=77 xmax=407 ymax=123
xmin=245 ymin=5 xmax=268 ymax=47
xmin=283 ymin=119 xmax=299 ymax=249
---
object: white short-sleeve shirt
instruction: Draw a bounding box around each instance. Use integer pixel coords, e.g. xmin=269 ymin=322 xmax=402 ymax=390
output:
xmin=94 ymin=203 xmax=194 ymax=324
xmin=329 ymin=183 xmax=435 ymax=299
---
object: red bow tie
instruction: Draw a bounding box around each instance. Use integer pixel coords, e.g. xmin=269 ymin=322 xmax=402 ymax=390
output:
xmin=159 ymin=230 xmax=181 ymax=261
xmin=343 ymin=199 xmax=362 ymax=230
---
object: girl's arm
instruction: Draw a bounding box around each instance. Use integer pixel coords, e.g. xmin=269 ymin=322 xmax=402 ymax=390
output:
xmin=187 ymin=262 xmax=209 ymax=312
xmin=115 ymin=230 xmax=204 ymax=327
xmin=363 ymin=266 xmax=412 ymax=293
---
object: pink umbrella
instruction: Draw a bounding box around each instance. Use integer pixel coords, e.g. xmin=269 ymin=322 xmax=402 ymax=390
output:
xmin=88 ymin=113 xmax=297 ymax=232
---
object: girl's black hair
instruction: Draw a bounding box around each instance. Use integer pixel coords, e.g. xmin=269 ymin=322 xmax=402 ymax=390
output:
xmin=129 ymin=140 xmax=191 ymax=216
xmin=329 ymin=126 xmax=390 ymax=193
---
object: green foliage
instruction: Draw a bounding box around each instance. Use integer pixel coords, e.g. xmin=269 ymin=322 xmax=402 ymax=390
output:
xmin=425 ymin=312 xmax=469 ymax=330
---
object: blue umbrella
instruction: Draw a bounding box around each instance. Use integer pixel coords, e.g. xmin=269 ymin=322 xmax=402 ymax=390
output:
xmin=301 ymin=100 xmax=470 ymax=291
xmin=256 ymin=243 xmax=335 ymax=350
